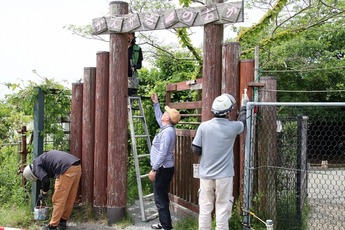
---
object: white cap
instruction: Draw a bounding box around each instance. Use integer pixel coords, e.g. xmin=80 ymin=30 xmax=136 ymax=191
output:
xmin=211 ymin=93 xmax=236 ymax=116
xmin=23 ymin=164 xmax=38 ymax=181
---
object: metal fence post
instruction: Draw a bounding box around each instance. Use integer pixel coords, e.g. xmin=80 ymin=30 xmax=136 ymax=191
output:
xmin=243 ymin=102 xmax=255 ymax=229
xmin=32 ymin=87 xmax=44 ymax=210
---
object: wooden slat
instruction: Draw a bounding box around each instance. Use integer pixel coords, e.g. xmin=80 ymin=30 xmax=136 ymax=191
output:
xmin=167 ymin=101 xmax=202 ymax=110
xmin=170 ymin=194 xmax=199 ymax=213
xmin=166 ymin=78 xmax=204 ymax=92
xmin=176 ymin=129 xmax=197 ymax=137
xmin=247 ymin=82 xmax=265 ymax=87
xmin=178 ymin=122 xmax=201 ymax=125
xmin=166 ymin=84 xmax=177 ymax=91
xmin=182 ymin=114 xmax=201 ymax=117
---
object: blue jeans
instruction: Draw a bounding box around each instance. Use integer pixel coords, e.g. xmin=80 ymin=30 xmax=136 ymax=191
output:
xmin=153 ymin=167 xmax=174 ymax=230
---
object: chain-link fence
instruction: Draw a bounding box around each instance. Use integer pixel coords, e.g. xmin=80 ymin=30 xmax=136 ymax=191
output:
xmin=243 ymin=102 xmax=345 ymax=230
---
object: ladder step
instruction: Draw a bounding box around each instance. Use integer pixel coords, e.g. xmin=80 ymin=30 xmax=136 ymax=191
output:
xmin=145 ymin=212 xmax=159 ymax=222
xmin=133 ymin=115 xmax=145 ymax=118
xmin=140 ymin=173 xmax=149 ymax=179
xmin=135 ymin=134 xmax=150 ymax=138
xmin=143 ymin=193 xmax=154 ymax=199
xmin=137 ymin=154 xmax=150 ymax=158
xmin=140 ymin=173 xmax=149 ymax=178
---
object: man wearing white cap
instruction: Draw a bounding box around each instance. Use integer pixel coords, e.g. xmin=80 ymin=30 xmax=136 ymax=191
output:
xmin=23 ymin=150 xmax=81 ymax=230
xmin=192 ymin=93 xmax=248 ymax=230
xmin=148 ymin=93 xmax=181 ymax=230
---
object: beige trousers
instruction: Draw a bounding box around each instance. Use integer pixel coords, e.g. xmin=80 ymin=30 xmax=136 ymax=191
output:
xmin=198 ymin=177 xmax=234 ymax=230
xmin=50 ymin=165 xmax=82 ymax=227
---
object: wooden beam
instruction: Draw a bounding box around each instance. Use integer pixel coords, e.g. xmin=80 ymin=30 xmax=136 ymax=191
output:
xmin=247 ymin=82 xmax=265 ymax=87
xmin=92 ymin=2 xmax=243 ymax=34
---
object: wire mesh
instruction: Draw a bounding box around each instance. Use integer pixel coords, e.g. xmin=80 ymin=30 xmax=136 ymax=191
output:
xmin=244 ymin=103 xmax=345 ymax=230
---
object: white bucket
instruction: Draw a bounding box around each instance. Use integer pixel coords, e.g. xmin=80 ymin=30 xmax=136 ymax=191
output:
xmin=34 ymin=206 xmax=49 ymax=221
xmin=193 ymin=163 xmax=200 ymax=178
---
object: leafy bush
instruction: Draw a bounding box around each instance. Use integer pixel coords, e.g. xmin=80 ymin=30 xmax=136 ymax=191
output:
xmin=0 ymin=145 xmax=30 ymax=207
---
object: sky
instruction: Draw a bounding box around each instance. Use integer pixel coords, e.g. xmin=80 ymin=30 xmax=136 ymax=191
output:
xmin=0 ymin=0 xmax=262 ymax=99
xmin=0 ymin=0 xmax=111 ymax=98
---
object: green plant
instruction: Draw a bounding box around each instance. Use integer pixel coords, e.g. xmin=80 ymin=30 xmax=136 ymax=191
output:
xmin=0 ymin=205 xmax=36 ymax=228
xmin=0 ymin=145 xmax=29 ymax=207
xmin=70 ymin=203 xmax=96 ymax=222
xmin=229 ymin=200 xmax=244 ymax=229
xmin=113 ymin=211 xmax=134 ymax=229
xmin=173 ymin=215 xmax=198 ymax=230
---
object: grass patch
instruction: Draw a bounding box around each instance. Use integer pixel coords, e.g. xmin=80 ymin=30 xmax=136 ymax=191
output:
xmin=70 ymin=203 xmax=96 ymax=222
xmin=0 ymin=205 xmax=41 ymax=229
xmin=173 ymin=215 xmax=198 ymax=230
xmin=113 ymin=212 xmax=134 ymax=229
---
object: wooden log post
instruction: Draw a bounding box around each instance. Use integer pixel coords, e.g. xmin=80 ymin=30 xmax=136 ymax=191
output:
xmin=257 ymin=76 xmax=277 ymax=222
xmin=239 ymin=59 xmax=254 ymax=198
xmin=222 ymin=42 xmax=241 ymax=101
xmin=222 ymin=42 xmax=241 ymax=197
xmin=94 ymin=51 xmax=109 ymax=213
xmin=107 ymin=1 xmax=128 ymax=225
xmin=18 ymin=126 xmax=28 ymax=187
xmin=81 ymin=67 xmax=96 ymax=205
xmin=70 ymin=83 xmax=83 ymax=160
xmin=202 ymin=0 xmax=224 ymax=121
xmin=240 ymin=60 xmax=254 ymax=100
xmin=70 ymin=83 xmax=83 ymax=202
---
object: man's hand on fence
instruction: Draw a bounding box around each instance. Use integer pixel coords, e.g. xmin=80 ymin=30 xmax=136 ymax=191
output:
xmin=241 ymin=88 xmax=249 ymax=107
xmin=241 ymin=97 xmax=249 ymax=107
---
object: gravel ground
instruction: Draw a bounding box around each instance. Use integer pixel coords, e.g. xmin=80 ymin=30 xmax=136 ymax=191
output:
xmin=38 ymin=200 xmax=183 ymax=230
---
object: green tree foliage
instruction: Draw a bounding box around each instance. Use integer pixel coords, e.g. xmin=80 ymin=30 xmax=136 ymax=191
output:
xmin=238 ymin=0 xmax=345 ymax=102
xmin=5 ymin=78 xmax=71 ymax=150
xmin=0 ymin=78 xmax=71 ymax=208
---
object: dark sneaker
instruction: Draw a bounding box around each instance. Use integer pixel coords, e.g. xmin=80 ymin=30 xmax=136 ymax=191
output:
xmin=151 ymin=223 xmax=163 ymax=229
xmin=41 ymin=225 xmax=58 ymax=230
xmin=58 ymin=220 xmax=67 ymax=230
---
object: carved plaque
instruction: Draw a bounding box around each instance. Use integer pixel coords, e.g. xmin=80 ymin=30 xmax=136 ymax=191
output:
xmin=92 ymin=17 xmax=107 ymax=34
xmin=221 ymin=5 xmax=241 ymax=22
xmin=201 ymin=5 xmax=219 ymax=24
xmin=179 ymin=9 xmax=198 ymax=26
xmin=124 ymin=13 xmax=141 ymax=32
xmin=91 ymin=1 xmax=244 ymax=34
xmin=163 ymin=10 xmax=179 ymax=28
xmin=108 ymin=17 xmax=124 ymax=32
xmin=143 ymin=12 xmax=160 ymax=30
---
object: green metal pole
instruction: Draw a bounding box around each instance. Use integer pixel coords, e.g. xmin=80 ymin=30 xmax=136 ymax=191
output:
xmin=32 ymin=87 xmax=44 ymax=210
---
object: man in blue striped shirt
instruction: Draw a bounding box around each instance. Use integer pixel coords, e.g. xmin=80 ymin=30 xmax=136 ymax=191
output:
xmin=149 ymin=93 xmax=181 ymax=230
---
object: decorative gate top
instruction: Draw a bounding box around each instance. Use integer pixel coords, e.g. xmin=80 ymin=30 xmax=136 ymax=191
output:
xmin=92 ymin=1 xmax=243 ymax=35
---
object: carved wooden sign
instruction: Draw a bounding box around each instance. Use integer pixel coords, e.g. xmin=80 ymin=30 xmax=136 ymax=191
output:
xmin=92 ymin=2 xmax=243 ymax=35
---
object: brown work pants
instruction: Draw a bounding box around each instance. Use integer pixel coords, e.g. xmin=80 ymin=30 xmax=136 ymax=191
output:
xmin=50 ymin=165 xmax=82 ymax=227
